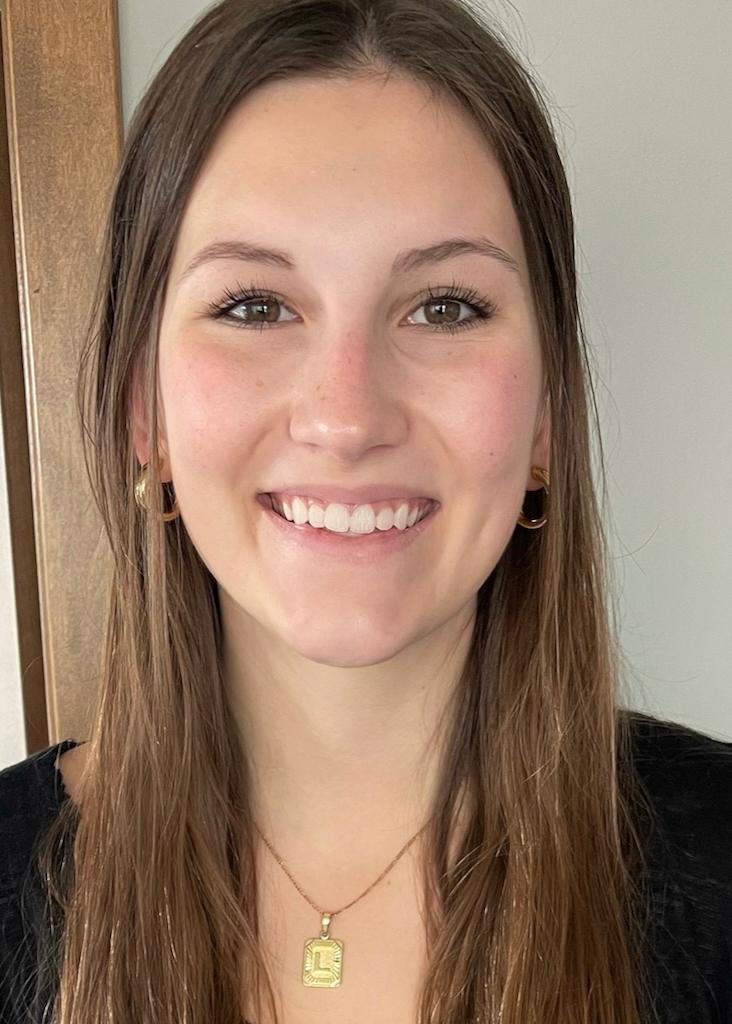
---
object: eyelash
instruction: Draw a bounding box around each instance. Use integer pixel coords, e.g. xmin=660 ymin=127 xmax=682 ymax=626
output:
xmin=205 ymin=278 xmax=498 ymax=335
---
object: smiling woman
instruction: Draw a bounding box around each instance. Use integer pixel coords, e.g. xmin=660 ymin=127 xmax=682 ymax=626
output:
xmin=0 ymin=1 xmax=730 ymax=1023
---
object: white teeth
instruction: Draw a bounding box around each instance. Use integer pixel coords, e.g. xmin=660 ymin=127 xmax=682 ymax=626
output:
xmin=349 ymin=504 xmax=376 ymax=533
xmin=269 ymin=495 xmax=431 ymax=534
xmin=324 ymin=503 xmax=353 ymax=533
xmin=291 ymin=496 xmax=309 ymax=526
xmin=307 ymin=502 xmax=324 ymax=528
xmin=393 ymin=504 xmax=409 ymax=530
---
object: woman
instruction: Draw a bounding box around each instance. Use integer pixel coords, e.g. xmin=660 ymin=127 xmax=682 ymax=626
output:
xmin=1 ymin=0 xmax=730 ymax=1021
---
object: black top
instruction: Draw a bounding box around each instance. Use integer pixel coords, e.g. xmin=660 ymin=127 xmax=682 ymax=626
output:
xmin=1 ymin=711 xmax=731 ymax=1023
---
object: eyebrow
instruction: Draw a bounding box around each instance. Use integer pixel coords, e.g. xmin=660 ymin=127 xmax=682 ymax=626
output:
xmin=177 ymin=234 xmax=520 ymax=283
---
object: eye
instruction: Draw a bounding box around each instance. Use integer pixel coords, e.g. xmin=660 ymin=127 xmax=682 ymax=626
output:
xmin=205 ymin=278 xmax=498 ymax=335
xmin=405 ymin=282 xmax=498 ymax=334
xmin=206 ymin=283 xmax=297 ymax=331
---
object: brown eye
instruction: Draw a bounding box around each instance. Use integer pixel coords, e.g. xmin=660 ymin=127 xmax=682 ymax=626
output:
xmin=407 ymin=285 xmax=498 ymax=334
xmin=206 ymin=280 xmax=498 ymax=336
xmin=230 ymin=296 xmax=281 ymax=325
xmin=208 ymin=286 xmax=298 ymax=330
xmin=422 ymin=297 xmax=465 ymax=327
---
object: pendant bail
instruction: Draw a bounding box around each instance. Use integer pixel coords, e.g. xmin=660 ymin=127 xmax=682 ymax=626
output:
xmin=320 ymin=912 xmax=332 ymax=939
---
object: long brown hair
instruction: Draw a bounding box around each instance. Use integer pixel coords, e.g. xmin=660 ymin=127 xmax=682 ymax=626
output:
xmin=33 ymin=1 xmax=659 ymax=1021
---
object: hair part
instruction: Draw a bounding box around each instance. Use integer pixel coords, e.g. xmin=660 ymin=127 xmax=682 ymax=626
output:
xmin=30 ymin=1 xmax=660 ymax=1021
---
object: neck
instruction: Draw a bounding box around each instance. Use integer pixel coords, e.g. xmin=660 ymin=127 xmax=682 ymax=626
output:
xmin=220 ymin=593 xmax=476 ymax=873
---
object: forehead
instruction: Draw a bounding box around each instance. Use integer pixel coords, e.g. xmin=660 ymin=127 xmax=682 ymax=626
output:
xmin=171 ymin=74 xmax=527 ymax=278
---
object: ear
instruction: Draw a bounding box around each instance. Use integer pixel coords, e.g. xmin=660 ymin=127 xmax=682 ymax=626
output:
xmin=130 ymin=351 xmax=171 ymax=480
xmin=527 ymin=391 xmax=551 ymax=490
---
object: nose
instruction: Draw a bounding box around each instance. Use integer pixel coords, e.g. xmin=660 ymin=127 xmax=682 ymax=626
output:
xmin=287 ymin=329 xmax=407 ymax=461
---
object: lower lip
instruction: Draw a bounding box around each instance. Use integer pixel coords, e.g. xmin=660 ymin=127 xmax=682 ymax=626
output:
xmin=257 ymin=495 xmax=439 ymax=563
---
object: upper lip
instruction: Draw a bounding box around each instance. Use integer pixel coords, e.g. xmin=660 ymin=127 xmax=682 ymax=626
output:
xmin=261 ymin=484 xmax=437 ymax=505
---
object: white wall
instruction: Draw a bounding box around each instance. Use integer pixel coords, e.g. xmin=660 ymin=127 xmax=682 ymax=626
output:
xmin=2 ymin=0 xmax=729 ymax=767
xmin=497 ymin=1 xmax=732 ymax=739
xmin=0 ymin=409 xmax=27 ymax=766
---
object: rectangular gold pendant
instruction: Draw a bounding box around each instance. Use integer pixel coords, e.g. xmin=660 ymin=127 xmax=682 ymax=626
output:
xmin=302 ymin=936 xmax=343 ymax=987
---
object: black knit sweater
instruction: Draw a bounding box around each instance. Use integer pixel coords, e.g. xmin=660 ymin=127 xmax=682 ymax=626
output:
xmin=1 ymin=711 xmax=731 ymax=1022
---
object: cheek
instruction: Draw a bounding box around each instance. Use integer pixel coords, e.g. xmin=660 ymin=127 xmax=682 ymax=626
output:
xmin=158 ymin=329 xmax=542 ymax=489
xmin=434 ymin=348 xmax=540 ymax=475
xmin=159 ymin=341 xmax=265 ymax=468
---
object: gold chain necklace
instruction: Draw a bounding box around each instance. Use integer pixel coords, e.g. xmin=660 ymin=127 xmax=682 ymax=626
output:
xmin=253 ymin=817 xmax=432 ymax=987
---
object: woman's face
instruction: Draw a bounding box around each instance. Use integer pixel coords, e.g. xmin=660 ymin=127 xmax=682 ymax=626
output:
xmin=136 ymin=74 xmax=550 ymax=666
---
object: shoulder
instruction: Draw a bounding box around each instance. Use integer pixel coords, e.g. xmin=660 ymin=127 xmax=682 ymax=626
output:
xmin=621 ymin=708 xmax=732 ymax=882
xmin=622 ymin=707 xmax=732 ymax=796
xmin=0 ymin=740 xmax=80 ymax=1024
xmin=0 ymin=739 xmax=82 ymax=900
xmin=619 ymin=711 xmax=732 ymax=1016
xmin=620 ymin=708 xmax=732 ymax=885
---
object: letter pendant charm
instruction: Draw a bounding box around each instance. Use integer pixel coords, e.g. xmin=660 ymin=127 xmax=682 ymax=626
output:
xmin=302 ymin=912 xmax=343 ymax=987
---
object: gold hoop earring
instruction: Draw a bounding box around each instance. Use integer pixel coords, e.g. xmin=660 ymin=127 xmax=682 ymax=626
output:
xmin=517 ymin=465 xmax=549 ymax=529
xmin=134 ymin=462 xmax=180 ymax=522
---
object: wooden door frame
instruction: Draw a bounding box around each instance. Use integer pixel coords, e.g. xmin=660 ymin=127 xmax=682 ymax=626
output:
xmin=0 ymin=0 xmax=121 ymax=754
